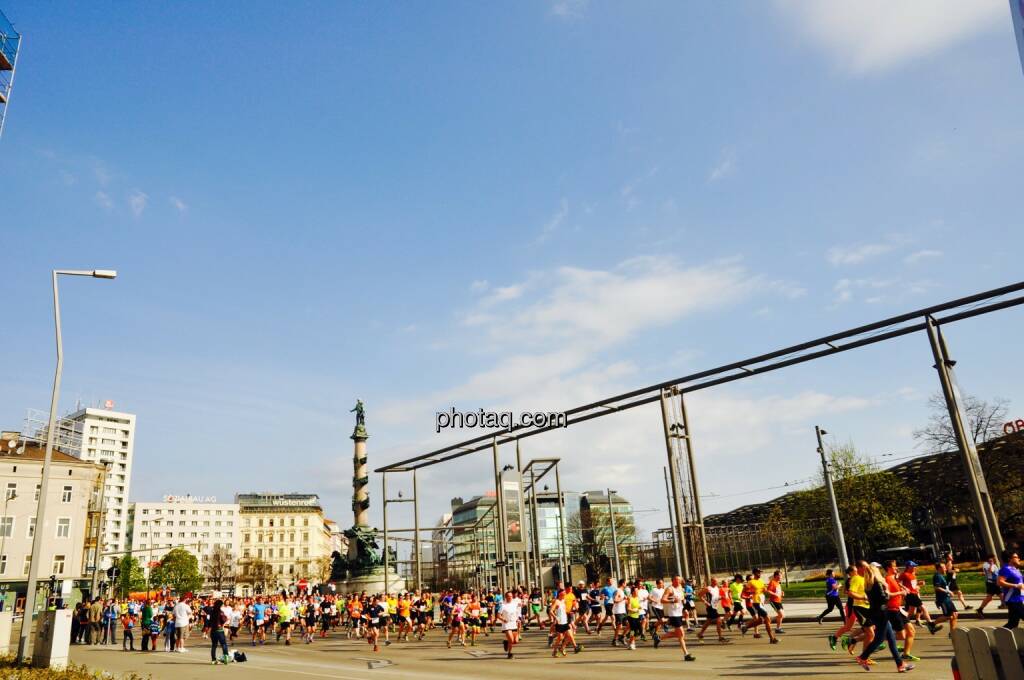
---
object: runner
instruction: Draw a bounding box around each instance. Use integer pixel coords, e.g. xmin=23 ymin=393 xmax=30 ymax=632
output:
xmin=978 ymin=554 xmax=1001 ymax=618
xmin=816 ymin=569 xmax=844 ymax=624
xmin=766 ymin=570 xmax=785 ymax=634
xmin=932 ymin=561 xmax=959 ymax=635
xmin=550 ymin=589 xmax=571 ymax=658
xmin=251 ymin=596 xmax=267 ymax=646
xmin=943 ymin=553 xmax=972 ymax=611
xmin=855 ymin=562 xmax=914 ymax=673
xmin=497 ymin=590 xmax=521 ymax=658
xmin=742 ymin=569 xmax=778 ymax=644
xmin=899 ymin=562 xmax=939 ymax=633
xmin=726 ymin=574 xmax=745 ymax=630
xmin=996 ymin=549 xmax=1024 ymax=629
xmin=656 ymin=576 xmax=695 ymax=662
xmin=696 ymin=577 xmax=728 ymax=644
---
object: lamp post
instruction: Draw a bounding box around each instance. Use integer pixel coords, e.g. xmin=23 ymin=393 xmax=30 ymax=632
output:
xmin=816 ymin=427 xmax=849 ymax=571
xmin=17 ymin=269 xmax=116 ymax=663
xmin=607 ymin=489 xmax=620 ymax=579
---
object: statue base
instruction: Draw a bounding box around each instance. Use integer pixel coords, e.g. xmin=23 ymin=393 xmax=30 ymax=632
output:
xmin=337 ymin=567 xmax=405 ymax=595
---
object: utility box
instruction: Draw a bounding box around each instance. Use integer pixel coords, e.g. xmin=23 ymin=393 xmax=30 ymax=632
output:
xmin=32 ymin=609 xmax=72 ymax=669
xmin=0 ymin=610 xmax=12 ymax=655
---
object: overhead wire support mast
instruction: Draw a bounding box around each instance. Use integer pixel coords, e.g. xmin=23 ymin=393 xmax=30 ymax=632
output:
xmin=376 ymin=280 xmax=1024 ymax=474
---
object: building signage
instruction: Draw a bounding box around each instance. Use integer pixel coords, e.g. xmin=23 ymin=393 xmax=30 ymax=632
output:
xmin=272 ymin=497 xmax=317 ymax=506
xmin=163 ymin=494 xmax=218 ymax=503
xmin=500 ymin=470 xmax=526 ymax=553
xmin=1003 ymin=418 xmax=1024 ymax=434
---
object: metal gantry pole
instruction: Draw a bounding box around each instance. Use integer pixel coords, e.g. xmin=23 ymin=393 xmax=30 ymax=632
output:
xmin=382 ymin=472 xmax=389 ymax=594
xmin=491 ymin=437 xmax=507 ymax=590
xmin=413 ymin=470 xmax=421 ymax=591
xmin=816 ymin=426 xmax=849 ymax=571
xmin=659 ymin=389 xmax=691 ymax=577
xmin=925 ymin=316 xmax=1004 ymax=557
xmin=663 ymin=467 xmax=682 ymax=576
xmin=529 ymin=477 xmax=543 ymax=588
xmin=677 ymin=391 xmax=711 ymax=582
xmin=607 ymin=489 xmax=620 ymax=579
xmin=554 ymin=464 xmax=568 ymax=585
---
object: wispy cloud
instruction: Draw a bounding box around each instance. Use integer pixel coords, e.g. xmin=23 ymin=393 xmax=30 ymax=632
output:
xmin=469 ymin=280 xmax=489 ymax=294
xmin=129 ymin=190 xmax=149 ymax=217
xmin=94 ymin=191 xmax=113 ymax=210
xmin=775 ymin=0 xmax=1005 ymax=75
xmin=708 ymin=147 xmax=737 ymax=182
xmin=169 ymin=196 xmax=188 ymax=214
xmin=620 ymin=166 xmax=658 ymax=210
xmin=536 ymin=198 xmax=568 ymax=244
xmin=831 ymin=276 xmax=936 ymax=306
xmin=904 ymin=249 xmax=942 ymax=265
xmin=550 ymin=0 xmax=588 ymax=19
xmin=826 ymin=242 xmax=895 ymax=266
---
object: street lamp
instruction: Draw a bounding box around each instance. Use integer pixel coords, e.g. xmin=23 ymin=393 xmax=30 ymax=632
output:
xmin=17 ymin=269 xmax=117 ymax=662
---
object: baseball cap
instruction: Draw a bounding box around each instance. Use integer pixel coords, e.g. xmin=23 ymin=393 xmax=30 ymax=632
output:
xmin=869 ymin=561 xmax=881 ymax=567
xmin=905 ymin=560 xmax=918 ymax=568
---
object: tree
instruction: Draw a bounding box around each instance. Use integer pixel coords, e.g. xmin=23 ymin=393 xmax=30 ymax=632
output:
xmin=314 ymin=555 xmax=333 ymax=583
xmin=238 ymin=558 xmax=274 ymax=593
xmin=789 ymin=444 xmax=916 ymax=559
xmin=114 ymin=554 xmax=146 ymax=596
xmin=566 ymin=503 xmax=638 ymax=579
xmin=150 ymin=548 xmax=203 ymax=595
xmin=205 ymin=546 xmax=236 ymax=591
xmin=913 ymin=392 xmax=1008 ymax=453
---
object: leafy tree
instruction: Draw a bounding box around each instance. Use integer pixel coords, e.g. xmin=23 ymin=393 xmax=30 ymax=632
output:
xmin=114 ymin=554 xmax=146 ymax=596
xmin=913 ymin=392 xmax=1008 ymax=453
xmin=789 ymin=444 xmax=916 ymax=560
xmin=150 ymin=548 xmax=203 ymax=595
xmin=205 ymin=546 xmax=236 ymax=591
xmin=566 ymin=501 xmax=637 ymax=578
xmin=238 ymin=557 xmax=274 ymax=593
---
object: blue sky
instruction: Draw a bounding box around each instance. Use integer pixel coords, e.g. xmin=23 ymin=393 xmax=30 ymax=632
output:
xmin=2 ymin=1 xmax=1023 ymax=545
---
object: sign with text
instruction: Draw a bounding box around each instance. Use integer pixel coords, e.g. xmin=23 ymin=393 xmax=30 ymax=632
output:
xmin=500 ymin=470 xmax=526 ymax=553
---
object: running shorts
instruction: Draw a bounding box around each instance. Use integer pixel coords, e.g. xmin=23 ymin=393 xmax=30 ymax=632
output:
xmin=752 ymin=604 xmax=768 ymax=618
xmin=885 ymin=610 xmax=909 ymax=632
xmin=604 ymin=604 xmax=613 ymax=616
xmin=667 ymin=616 xmax=684 ymax=629
xmin=614 ymin=613 xmax=627 ymax=625
xmin=985 ymin=581 xmax=1000 ymax=596
xmin=652 ymin=607 xmax=664 ymax=619
xmin=937 ymin=599 xmax=957 ymax=617
xmin=732 ymin=602 xmax=744 ymax=613
xmin=683 ymin=601 xmax=696 ymax=611
xmin=705 ymin=607 xmax=719 ymax=620
xmin=628 ymin=618 xmax=642 ymax=633
xmin=905 ymin=593 xmax=923 ymax=608
xmin=851 ymin=606 xmax=867 ymax=624
xmin=555 ymin=623 xmax=570 ymax=633
xmin=769 ymin=601 xmax=783 ymax=612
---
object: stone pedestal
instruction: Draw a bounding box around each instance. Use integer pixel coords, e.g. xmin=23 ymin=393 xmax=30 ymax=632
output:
xmin=0 ymin=610 xmax=12 ymax=655
xmin=32 ymin=609 xmax=72 ymax=669
xmin=340 ymin=568 xmax=406 ymax=596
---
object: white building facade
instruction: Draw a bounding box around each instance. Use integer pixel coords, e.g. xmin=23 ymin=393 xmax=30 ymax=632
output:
xmin=127 ymin=496 xmax=241 ymax=588
xmin=68 ymin=407 xmax=136 ymax=570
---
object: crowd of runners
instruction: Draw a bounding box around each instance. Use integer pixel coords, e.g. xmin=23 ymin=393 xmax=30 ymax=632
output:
xmin=69 ymin=548 xmax=1023 ymax=671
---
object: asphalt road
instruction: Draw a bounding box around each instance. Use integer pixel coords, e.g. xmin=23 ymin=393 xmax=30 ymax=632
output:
xmin=67 ymin=620 xmax=958 ymax=679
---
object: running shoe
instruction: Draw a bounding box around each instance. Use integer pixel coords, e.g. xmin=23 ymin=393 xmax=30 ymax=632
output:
xmin=503 ymin=639 xmax=509 ymax=651
xmin=828 ymin=634 xmax=837 ymax=651
xmin=856 ymin=658 xmax=870 ymax=671
xmin=902 ymin=653 xmax=921 ymax=662
xmin=575 ymin=644 xmax=583 ymax=653
xmin=684 ymin=653 xmax=696 ymax=662
xmin=653 ymin=635 xmax=661 ymax=649
xmin=775 ymin=627 xmax=785 ymax=634
xmin=898 ymin=663 xmax=915 ymax=673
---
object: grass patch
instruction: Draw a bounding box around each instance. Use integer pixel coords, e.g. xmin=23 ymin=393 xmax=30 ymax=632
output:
xmin=0 ymin=656 xmax=148 ymax=679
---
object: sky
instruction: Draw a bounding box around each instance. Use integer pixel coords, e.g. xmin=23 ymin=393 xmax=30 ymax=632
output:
xmin=2 ymin=0 xmax=1023 ymax=553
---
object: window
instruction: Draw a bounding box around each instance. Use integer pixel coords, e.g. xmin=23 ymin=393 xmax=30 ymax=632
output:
xmin=141 ymin=531 xmax=148 ymax=537
xmin=23 ymin=556 xmax=31 ymax=575
xmin=269 ymin=519 xmax=274 ymax=527
xmin=0 ymin=517 xmax=12 ymax=538
xmin=279 ymin=548 xmax=284 ymax=558
xmin=61 ymin=486 xmax=72 ymax=503
xmin=5 ymin=483 xmax=15 ymax=500
xmin=289 ymin=548 xmax=295 ymax=558
xmin=0 ymin=555 xmax=6 ymax=575
xmin=290 ymin=518 xmax=296 ymax=527
xmin=302 ymin=532 xmax=309 ymax=542
xmin=142 ymin=509 xmax=149 ymax=515
xmin=302 ymin=548 xmax=309 ymax=558
xmin=303 ymin=518 xmax=309 ymax=527
xmin=257 ymin=548 xmax=263 ymax=559
xmin=52 ymin=554 xmax=66 ymax=575
xmin=56 ymin=518 xmax=70 ymax=538
xmin=243 ymin=533 xmax=251 ymax=543
xmin=34 ymin=484 xmax=40 ymax=501
xmin=243 ymin=548 xmax=250 ymax=558
xmin=27 ymin=517 xmax=35 ymax=538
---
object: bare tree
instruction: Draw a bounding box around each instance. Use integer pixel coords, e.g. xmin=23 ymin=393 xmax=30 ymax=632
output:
xmin=314 ymin=555 xmax=333 ymax=583
xmin=913 ymin=392 xmax=1009 ymax=453
xmin=205 ymin=546 xmax=236 ymax=591
xmin=237 ymin=557 xmax=273 ymax=594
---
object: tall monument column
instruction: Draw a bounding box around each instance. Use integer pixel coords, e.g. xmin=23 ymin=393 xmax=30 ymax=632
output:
xmin=351 ymin=399 xmax=370 ymax=528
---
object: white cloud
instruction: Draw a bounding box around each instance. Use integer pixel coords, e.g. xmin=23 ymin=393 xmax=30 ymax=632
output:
xmin=550 ymin=0 xmax=588 ymax=19
xmin=129 ymin=190 xmax=148 ymax=217
xmin=536 ymin=198 xmax=568 ymax=244
xmin=831 ymin=276 xmax=935 ymax=306
xmin=620 ymin=167 xmax=659 ymax=210
xmin=904 ymin=249 xmax=943 ymax=264
xmin=94 ymin=191 xmax=113 ymax=210
xmin=826 ymin=242 xmax=895 ymax=266
xmin=169 ymin=196 xmax=188 ymax=213
xmin=469 ymin=280 xmax=489 ymax=294
xmin=775 ymin=0 xmax=1005 ymax=75
xmin=708 ymin=147 xmax=737 ymax=182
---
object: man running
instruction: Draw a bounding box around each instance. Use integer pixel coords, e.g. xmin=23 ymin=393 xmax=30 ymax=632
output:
xmin=996 ymin=549 xmax=1024 ymax=629
xmin=978 ymin=554 xmax=1001 ymax=618
xmin=742 ymin=568 xmax=778 ymax=644
xmin=497 ymin=590 xmax=521 ymax=659
xmin=766 ymin=570 xmax=785 ymax=634
xmin=696 ymin=578 xmax=728 ymax=644
xmin=656 ymin=576 xmax=696 ymax=662
xmin=816 ymin=569 xmax=844 ymax=624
